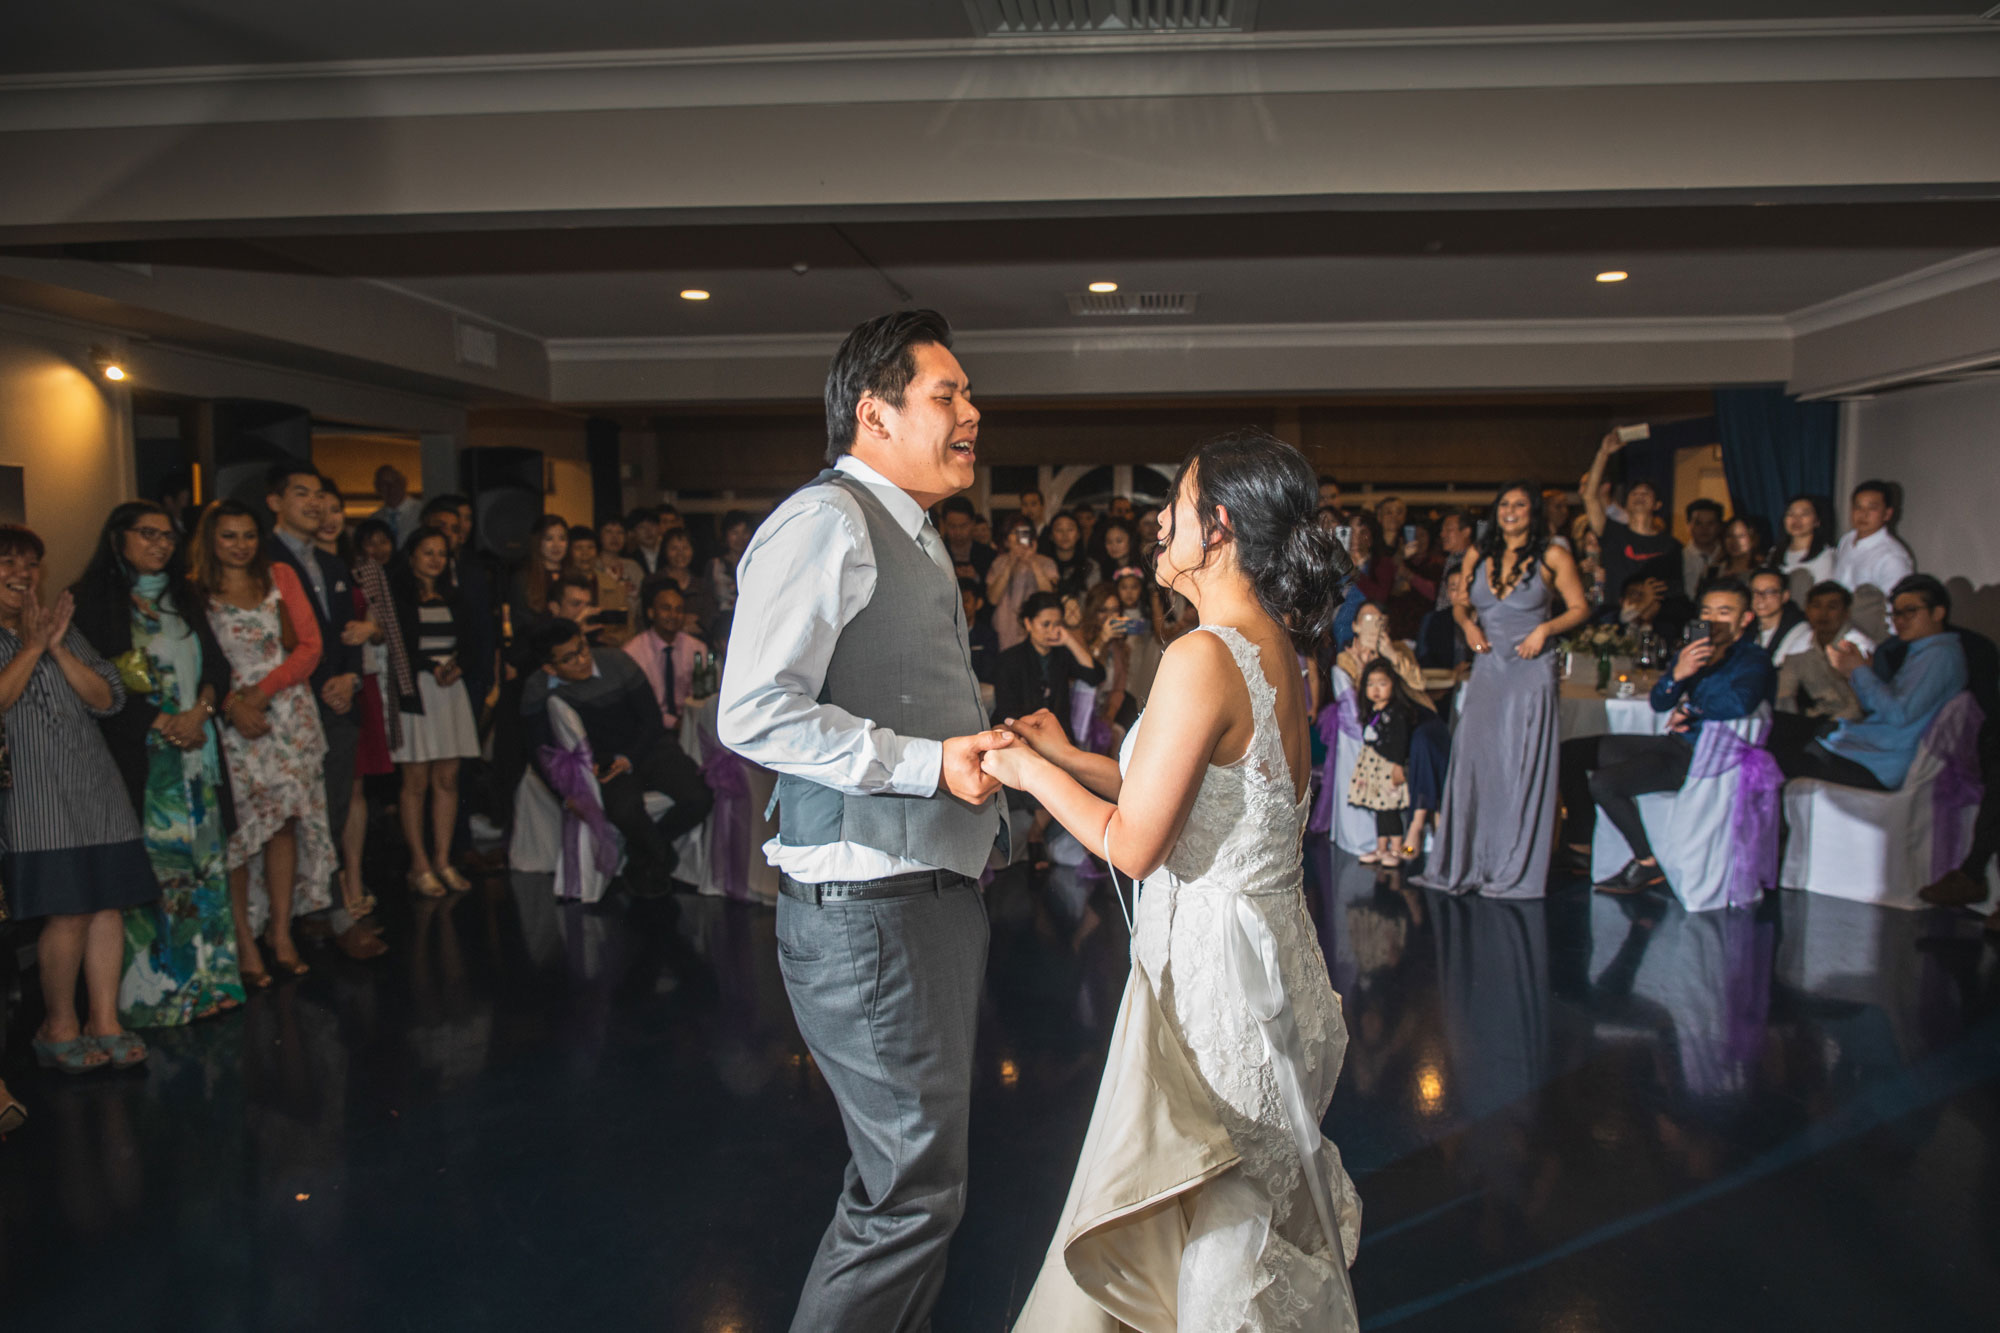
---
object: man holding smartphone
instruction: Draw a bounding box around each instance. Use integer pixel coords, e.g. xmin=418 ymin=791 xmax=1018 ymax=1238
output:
xmin=1558 ymin=578 xmax=1774 ymax=895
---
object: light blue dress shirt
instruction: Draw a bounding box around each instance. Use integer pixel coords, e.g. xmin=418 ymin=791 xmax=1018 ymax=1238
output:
xmin=1825 ymin=631 xmax=1966 ymax=788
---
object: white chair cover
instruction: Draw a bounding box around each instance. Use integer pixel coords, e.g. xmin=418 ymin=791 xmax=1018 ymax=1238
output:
xmin=507 ymin=698 xmax=680 ymax=904
xmin=1328 ymin=668 xmax=1380 ymax=857
xmin=1589 ymin=707 xmax=1779 ymax=912
xmin=1780 ymin=691 xmax=1995 ymax=910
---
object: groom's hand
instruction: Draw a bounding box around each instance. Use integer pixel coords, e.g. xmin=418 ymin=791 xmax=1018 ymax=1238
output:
xmin=941 ymin=729 xmax=1014 ymax=805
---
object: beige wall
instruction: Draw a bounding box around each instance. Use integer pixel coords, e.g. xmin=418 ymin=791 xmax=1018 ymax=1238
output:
xmin=0 ymin=321 xmax=136 ymax=591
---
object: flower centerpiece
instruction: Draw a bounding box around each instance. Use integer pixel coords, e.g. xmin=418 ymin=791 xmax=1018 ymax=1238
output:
xmin=1558 ymin=624 xmax=1640 ymax=690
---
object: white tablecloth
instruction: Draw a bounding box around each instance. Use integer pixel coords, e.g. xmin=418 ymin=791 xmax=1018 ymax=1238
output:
xmin=1558 ymin=678 xmax=1670 ymax=741
xmin=674 ymin=697 xmax=780 ymax=905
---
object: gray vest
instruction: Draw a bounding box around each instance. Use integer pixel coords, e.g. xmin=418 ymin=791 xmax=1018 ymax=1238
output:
xmin=773 ymin=469 xmax=1005 ymax=879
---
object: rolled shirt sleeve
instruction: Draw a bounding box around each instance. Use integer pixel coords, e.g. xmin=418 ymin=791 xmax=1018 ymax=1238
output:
xmin=716 ymin=493 xmax=943 ymax=798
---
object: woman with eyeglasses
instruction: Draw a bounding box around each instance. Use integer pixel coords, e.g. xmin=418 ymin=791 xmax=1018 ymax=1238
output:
xmin=72 ymin=501 xmax=246 ymax=1028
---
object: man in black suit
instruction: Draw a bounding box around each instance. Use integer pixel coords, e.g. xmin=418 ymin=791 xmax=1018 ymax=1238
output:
xmin=266 ymin=464 xmax=372 ymax=953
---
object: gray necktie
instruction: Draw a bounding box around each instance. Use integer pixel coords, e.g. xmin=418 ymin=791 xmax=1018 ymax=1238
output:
xmin=917 ymin=521 xmax=956 ymax=582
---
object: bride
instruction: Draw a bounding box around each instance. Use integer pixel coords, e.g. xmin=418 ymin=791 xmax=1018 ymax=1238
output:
xmin=982 ymin=431 xmax=1361 ymax=1333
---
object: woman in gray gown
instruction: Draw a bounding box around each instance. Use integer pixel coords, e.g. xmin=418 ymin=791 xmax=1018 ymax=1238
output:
xmin=1416 ymin=481 xmax=1589 ymax=898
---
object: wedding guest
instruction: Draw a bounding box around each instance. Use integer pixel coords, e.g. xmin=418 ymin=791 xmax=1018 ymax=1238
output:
xmin=348 ymin=516 xmax=408 ymax=925
xmin=391 ymin=527 xmax=481 ymax=897
xmin=597 ymin=516 xmax=646 ymax=601
xmin=1351 ymin=657 xmax=1420 ymax=867
xmin=1918 ymin=616 xmax=2000 ymax=920
xmin=1777 ymin=494 xmax=1837 ymax=602
xmin=1416 ymin=481 xmax=1589 ymax=898
xmin=657 ymin=528 xmax=716 ymax=637
xmin=656 ymin=503 xmax=686 ymax=535
xmin=938 ymin=496 xmax=995 ymax=584
xmin=190 ymin=501 xmax=335 ymax=987
xmin=1089 ymin=515 xmax=1138 ymax=580
xmin=369 ymin=464 xmax=423 ymax=542
xmin=1083 ymin=582 xmax=1139 ymax=743
xmin=70 ymin=503 xmax=242 ymax=1025
xmin=991 ymin=592 xmax=1105 ymax=741
xmin=155 ymin=470 xmax=195 ymax=538
xmin=1039 ymin=511 xmax=1101 ymax=599
xmin=1340 ymin=600 xmax=1449 ymax=854
xmin=1072 ymin=501 xmax=1098 ymax=551
xmin=1584 ymin=431 xmax=1684 ymax=598
xmin=627 ymin=507 xmax=666 ymax=575
xmin=524 ymin=619 xmax=713 ymax=895
xmin=1404 ymin=521 xmax=1443 ymax=586
xmin=1318 ymin=474 xmax=1342 ymax=509
xmin=1337 ymin=602 xmax=1431 ymax=710
xmin=707 ymin=509 xmax=754 ymax=643
xmin=564 ymin=525 xmax=632 ymax=647
xmin=1602 ymin=570 xmax=1692 ymax=647
xmin=1748 ymin=567 xmax=1810 ymax=662
xmin=987 ymin=514 xmax=1058 ymax=652
xmin=1774 ymin=581 xmax=1874 ymax=724
xmin=1416 ymin=564 xmax=1472 ymax=671
xmin=1543 ymin=489 xmax=1575 ymax=551
xmin=1433 ymin=510 xmax=1473 ymax=609
xmin=1573 ymin=519 xmax=1607 ymax=608
xmin=428 ymin=492 xmax=495 ymax=722
xmin=1559 ymin=579 xmax=1774 ymax=894
xmin=314 ymin=501 xmax=390 ymax=956
xmin=1682 ymin=498 xmax=1726 ymax=594
xmin=1375 ymin=496 xmax=1409 ymax=552
xmin=1110 ymin=565 xmax=1168 ymax=702
xmin=625 ymin=577 xmax=708 ymax=733
xmin=1707 ymin=516 xmax=1770 ymax=587
xmin=970 ymin=511 xmax=994 ymax=548
xmin=1832 ymin=479 xmax=1915 ymax=640
xmin=1770 ymin=574 xmax=1963 ymax=789
xmin=960 ymin=577 xmax=999 ymax=685
xmin=507 ymin=514 xmax=570 ymax=639
xmin=550 ymin=573 xmax=604 ymax=644
xmin=1 ymin=525 xmax=159 ymax=1073
xmin=1134 ymin=505 xmax=1162 ymax=560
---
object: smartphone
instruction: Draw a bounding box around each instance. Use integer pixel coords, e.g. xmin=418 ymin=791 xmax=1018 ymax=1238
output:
xmin=1124 ymin=615 xmax=1148 ymax=636
xmin=1402 ymin=524 xmax=1418 ymax=546
xmin=1335 ymin=525 xmax=1353 ymax=548
xmin=1615 ymin=423 xmax=1652 ymax=444
xmin=1706 ymin=618 xmax=1728 ymax=647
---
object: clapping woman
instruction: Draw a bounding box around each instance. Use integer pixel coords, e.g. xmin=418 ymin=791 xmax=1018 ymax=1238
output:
xmin=0 ymin=524 xmax=160 ymax=1073
xmin=71 ymin=501 xmax=244 ymax=1027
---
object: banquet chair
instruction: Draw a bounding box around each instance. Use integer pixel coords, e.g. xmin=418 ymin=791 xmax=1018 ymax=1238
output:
xmin=1780 ymin=691 xmax=1992 ymax=910
xmin=508 ymin=696 xmax=676 ymax=903
xmin=1589 ymin=706 xmax=1779 ymax=912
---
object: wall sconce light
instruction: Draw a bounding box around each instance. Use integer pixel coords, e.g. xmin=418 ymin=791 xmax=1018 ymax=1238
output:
xmin=91 ymin=347 xmax=128 ymax=382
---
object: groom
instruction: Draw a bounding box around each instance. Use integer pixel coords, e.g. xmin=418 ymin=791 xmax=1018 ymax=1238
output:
xmin=717 ymin=309 xmax=1014 ymax=1331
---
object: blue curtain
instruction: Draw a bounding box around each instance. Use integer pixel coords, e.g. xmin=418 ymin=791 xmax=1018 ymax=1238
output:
xmin=1713 ymin=386 xmax=1839 ymax=535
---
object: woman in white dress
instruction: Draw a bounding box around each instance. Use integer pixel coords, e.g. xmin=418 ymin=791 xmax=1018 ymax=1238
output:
xmin=983 ymin=430 xmax=1362 ymax=1333
xmin=388 ymin=527 xmax=480 ymax=897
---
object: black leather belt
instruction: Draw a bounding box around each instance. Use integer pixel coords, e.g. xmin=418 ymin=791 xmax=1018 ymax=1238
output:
xmin=779 ymin=869 xmax=976 ymax=906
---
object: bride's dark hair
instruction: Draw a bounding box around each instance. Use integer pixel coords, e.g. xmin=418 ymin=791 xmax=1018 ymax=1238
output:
xmin=1166 ymin=429 xmax=1354 ymax=651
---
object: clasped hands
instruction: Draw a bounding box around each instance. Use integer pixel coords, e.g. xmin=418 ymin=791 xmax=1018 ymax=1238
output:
xmin=940 ymin=709 xmax=1073 ymax=805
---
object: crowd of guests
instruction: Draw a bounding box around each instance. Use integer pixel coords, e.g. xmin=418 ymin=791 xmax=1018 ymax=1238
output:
xmin=1306 ymin=439 xmax=1995 ymax=937
xmin=0 ymin=464 xmax=745 ymax=1133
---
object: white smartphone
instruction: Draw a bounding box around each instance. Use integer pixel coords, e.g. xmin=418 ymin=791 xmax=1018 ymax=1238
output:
xmin=1615 ymin=423 xmax=1651 ymax=444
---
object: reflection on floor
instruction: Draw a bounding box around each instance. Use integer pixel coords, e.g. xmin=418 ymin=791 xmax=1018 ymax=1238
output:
xmin=3 ymin=848 xmax=1998 ymax=1331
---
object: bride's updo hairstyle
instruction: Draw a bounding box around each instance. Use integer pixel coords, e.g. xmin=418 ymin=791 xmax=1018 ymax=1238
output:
xmin=1167 ymin=429 xmax=1354 ymax=652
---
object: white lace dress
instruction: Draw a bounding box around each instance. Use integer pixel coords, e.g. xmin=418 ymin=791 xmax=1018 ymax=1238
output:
xmin=1015 ymin=625 xmax=1361 ymax=1333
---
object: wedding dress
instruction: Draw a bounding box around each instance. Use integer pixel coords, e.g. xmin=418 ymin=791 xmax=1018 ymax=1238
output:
xmin=1015 ymin=625 xmax=1362 ymax=1333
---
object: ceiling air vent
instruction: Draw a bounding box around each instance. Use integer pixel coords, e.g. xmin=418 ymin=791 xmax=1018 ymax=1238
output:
xmin=966 ymin=0 xmax=1257 ymax=37
xmin=1066 ymin=290 xmax=1199 ymax=316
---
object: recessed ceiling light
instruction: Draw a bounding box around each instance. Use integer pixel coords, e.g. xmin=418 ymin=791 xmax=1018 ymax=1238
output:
xmin=1596 ymin=271 xmax=1629 ymax=284
xmin=680 ymin=289 xmax=710 ymax=301
xmin=1087 ymin=281 xmax=1119 ymax=294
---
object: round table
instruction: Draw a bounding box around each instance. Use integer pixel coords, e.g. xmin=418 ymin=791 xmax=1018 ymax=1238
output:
xmin=1558 ymin=671 xmax=1670 ymax=741
xmin=674 ymin=697 xmax=780 ymax=905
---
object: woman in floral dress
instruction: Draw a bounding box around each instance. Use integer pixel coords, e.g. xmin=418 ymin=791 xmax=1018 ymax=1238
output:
xmin=73 ymin=500 xmax=244 ymax=1026
xmin=188 ymin=501 xmax=335 ymax=985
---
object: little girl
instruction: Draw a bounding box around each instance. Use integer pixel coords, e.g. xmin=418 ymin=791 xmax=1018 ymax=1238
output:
xmin=1350 ymin=656 xmax=1416 ymax=867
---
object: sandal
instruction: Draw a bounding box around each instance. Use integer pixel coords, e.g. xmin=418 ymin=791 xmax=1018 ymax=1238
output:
xmin=94 ymin=1031 xmax=149 ymax=1070
xmin=33 ymin=1032 xmax=109 ymax=1075
xmin=261 ymin=935 xmax=310 ymax=980
xmin=1380 ymin=854 xmax=1402 ymax=869
xmin=408 ymin=869 xmax=447 ymax=899
xmin=438 ymin=866 xmax=472 ymax=893
xmin=1358 ymin=851 xmax=1383 ymax=865
xmin=0 ymin=1083 xmax=25 ymax=1135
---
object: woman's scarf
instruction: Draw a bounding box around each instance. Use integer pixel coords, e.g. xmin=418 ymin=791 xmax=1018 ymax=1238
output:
xmin=354 ymin=558 xmax=415 ymax=747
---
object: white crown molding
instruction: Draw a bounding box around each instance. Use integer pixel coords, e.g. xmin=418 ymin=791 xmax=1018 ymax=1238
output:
xmin=547 ymin=315 xmax=1791 ymax=365
xmin=2 ymin=17 xmax=1992 ymax=133
xmin=1786 ymin=247 xmax=2000 ymax=335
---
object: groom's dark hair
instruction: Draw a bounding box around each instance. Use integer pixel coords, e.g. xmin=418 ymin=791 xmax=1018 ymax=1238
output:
xmin=824 ymin=309 xmax=954 ymax=464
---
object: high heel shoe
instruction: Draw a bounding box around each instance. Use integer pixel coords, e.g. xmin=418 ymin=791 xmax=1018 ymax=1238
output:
xmin=0 ymin=1080 xmax=26 ymax=1134
xmin=261 ymin=934 xmax=310 ymax=980
xmin=438 ymin=866 xmax=472 ymax=893
xmin=408 ymin=869 xmax=447 ymax=899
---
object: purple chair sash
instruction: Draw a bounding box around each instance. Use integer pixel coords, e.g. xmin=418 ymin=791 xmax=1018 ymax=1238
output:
xmin=1924 ymin=693 xmax=1986 ymax=880
xmin=1687 ymin=717 xmax=1781 ymax=908
xmin=1307 ymin=694 xmax=1365 ymax=835
xmin=537 ymin=744 xmax=622 ymax=900
xmin=698 ymin=731 xmax=754 ymax=902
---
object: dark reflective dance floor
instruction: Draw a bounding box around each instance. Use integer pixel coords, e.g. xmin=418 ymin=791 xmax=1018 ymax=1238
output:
xmin=4 ymin=847 xmax=1998 ymax=1331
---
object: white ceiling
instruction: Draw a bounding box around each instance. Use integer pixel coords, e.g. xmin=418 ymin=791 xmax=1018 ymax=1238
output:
xmin=0 ymin=0 xmax=1971 ymax=75
xmin=391 ymin=248 xmax=1971 ymax=342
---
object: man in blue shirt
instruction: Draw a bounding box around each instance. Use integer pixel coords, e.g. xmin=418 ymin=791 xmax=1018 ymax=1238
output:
xmin=1560 ymin=578 xmax=1775 ymax=895
xmin=1772 ymin=574 xmax=1966 ymax=790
